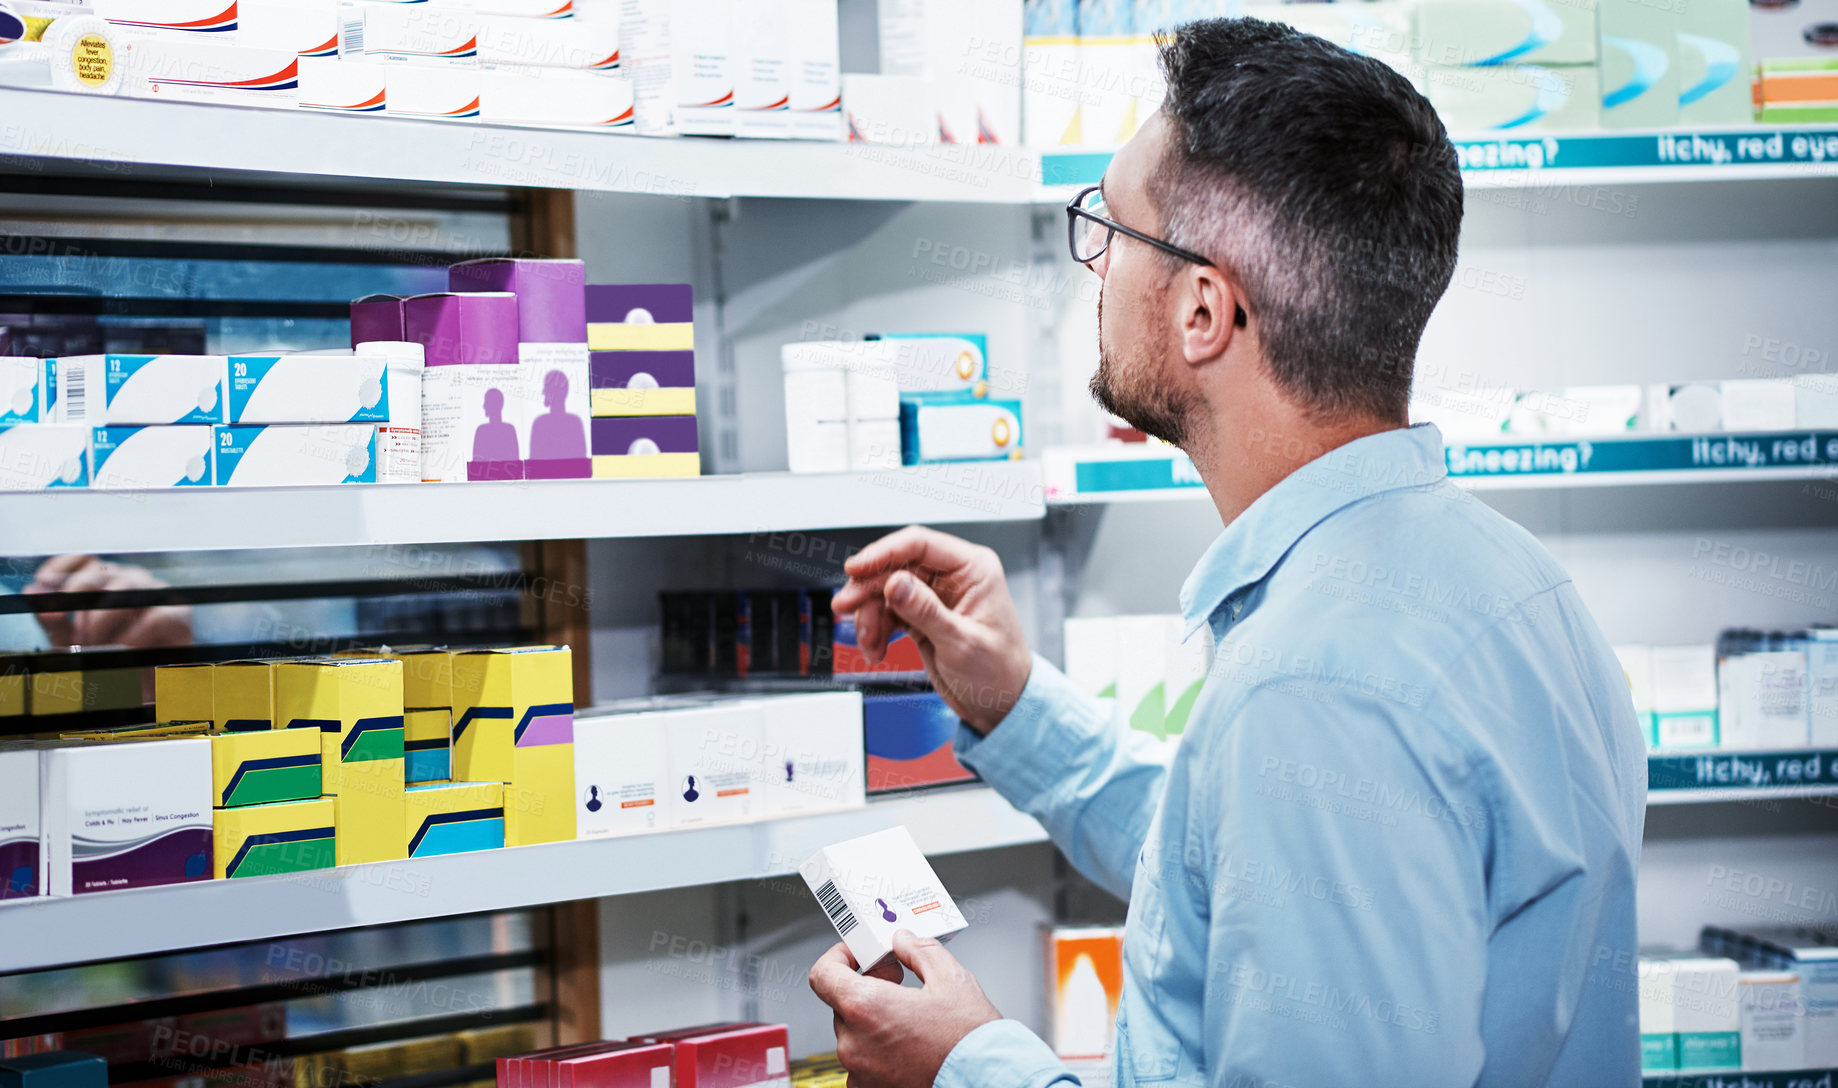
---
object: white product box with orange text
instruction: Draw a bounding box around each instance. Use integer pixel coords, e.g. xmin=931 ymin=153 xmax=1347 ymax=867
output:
xmin=663 ymin=700 xmax=760 ymax=828
xmin=92 ymin=0 xmax=240 ymax=38
xmin=238 ymin=0 xmax=341 ymax=57
xmin=123 ymin=40 xmax=301 ymax=107
xmin=785 ymin=0 xmax=841 ymax=140
xmin=573 ymin=706 xmax=673 ymax=839
xmin=385 ymin=64 xmax=480 ymax=120
xmin=296 ymin=53 xmax=385 ymax=112
xmin=340 ymin=2 xmax=480 ymax=65
xmin=480 ymin=67 xmax=633 ymax=128
xmin=800 ymin=825 xmax=968 ymax=973
xmin=478 ymin=12 xmax=617 ymax=68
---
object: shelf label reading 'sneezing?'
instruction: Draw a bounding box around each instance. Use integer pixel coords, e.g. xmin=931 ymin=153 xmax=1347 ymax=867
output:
xmin=1444 ymin=432 xmax=1838 ymax=477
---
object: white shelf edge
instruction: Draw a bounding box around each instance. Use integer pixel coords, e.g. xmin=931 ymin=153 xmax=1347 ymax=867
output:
xmin=0 ymin=463 xmax=1047 ymax=554
xmin=0 ymin=786 xmax=1045 ymax=973
xmin=1647 ymin=784 xmax=1838 ymax=806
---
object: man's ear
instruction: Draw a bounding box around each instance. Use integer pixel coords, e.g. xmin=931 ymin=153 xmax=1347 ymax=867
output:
xmin=1180 ymin=264 xmax=1243 ymax=367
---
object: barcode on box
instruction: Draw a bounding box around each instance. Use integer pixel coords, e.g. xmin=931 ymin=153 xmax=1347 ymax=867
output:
xmin=62 ymin=359 xmax=86 ymax=422
xmin=815 ymin=879 xmax=856 ymax=937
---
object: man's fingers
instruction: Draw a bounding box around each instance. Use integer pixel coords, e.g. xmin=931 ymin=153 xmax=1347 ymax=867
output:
xmin=863 ymin=953 xmax=905 ymax=986
xmin=809 ymin=944 xmax=869 ymax=1014
xmin=882 ymin=572 xmax=968 ymax=648
xmin=842 ymin=526 xmax=982 ymax=582
xmin=855 ymin=596 xmax=888 ymax=665
xmin=890 ymin=929 xmax=960 ymax=986
xmin=29 ymin=553 xmax=97 ymax=591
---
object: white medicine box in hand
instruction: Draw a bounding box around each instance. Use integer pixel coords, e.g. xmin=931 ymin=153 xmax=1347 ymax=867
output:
xmin=800 ymin=825 xmax=967 ymax=973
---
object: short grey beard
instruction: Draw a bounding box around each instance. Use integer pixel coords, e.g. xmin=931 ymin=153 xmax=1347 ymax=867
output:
xmin=1091 ymin=289 xmax=1194 ymax=447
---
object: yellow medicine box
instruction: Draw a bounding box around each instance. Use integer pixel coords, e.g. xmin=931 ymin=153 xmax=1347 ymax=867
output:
xmin=405 ymin=780 xmax=504 ymax=858
xmin=405 ymin=707 xmax=451 ymax=784
xmin=29 ymin=664 xmax=140 ymax=715
xmin=212 ymin=728 xmax=320 ymax=808
xmin=325 ymin=754 xmax=407 ymax=866
xmin=213 ymin=797 xmax=335 ymax=879
xmin=450 ymin=646 xmax=575 ymax=847
xmin=274 ymin=657 xmax=404 ymax=758
xmin=155 ymin=663 xmax=215 ymax=725
xmin=586 ymin=322 xmax=693 ymax=352
xmin=214 ymin=661 xmax=275 ymax=731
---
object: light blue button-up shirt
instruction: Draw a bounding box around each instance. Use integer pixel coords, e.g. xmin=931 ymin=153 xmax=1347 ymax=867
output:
xmin=935 ymin=424 xmax=1647 ymax=1088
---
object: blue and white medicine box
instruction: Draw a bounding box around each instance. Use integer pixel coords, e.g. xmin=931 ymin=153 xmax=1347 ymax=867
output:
xmin=227 ymin=353 xmax=413 ymax=424
xmin=214 ymin=424 xmax=379 ymax=486
xmin=90 ymin=426 xmax=213 ymax=489
xmin=0 ymin=424 xmax=87 ymax=490
xmin=898 ymin=391 xmax=1023 ymax=465
xmin=57 ymin=355 xmax=227 ymax=425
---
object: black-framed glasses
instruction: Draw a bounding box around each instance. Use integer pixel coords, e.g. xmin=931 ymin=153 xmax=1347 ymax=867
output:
xmin=1066 ymin=183 xmax=1247 ymax=328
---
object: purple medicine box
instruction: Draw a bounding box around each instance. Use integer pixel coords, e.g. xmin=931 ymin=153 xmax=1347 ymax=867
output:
xmin=351 ymin=294 xmax=406 ymax=347
xmin=448 ymin=258 xmax=586 ymax=344
xmin=403 ymin=293 xmax=520 ymax=366
xmin=589 ymin=351 xmax=695 ymax=389
xmin=584 ymin=284 xmax=693 ymax=324
xmin=590 ymin=415 xmax=699 ymax=455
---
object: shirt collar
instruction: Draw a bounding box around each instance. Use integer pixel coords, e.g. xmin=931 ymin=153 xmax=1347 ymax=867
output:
xmin=1179 ymin=423 xmax=1448 ymax=638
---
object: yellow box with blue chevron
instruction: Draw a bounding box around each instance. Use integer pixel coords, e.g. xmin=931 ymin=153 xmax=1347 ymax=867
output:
xmin=405 ymin=781 xmax=504 ymax=858
xmin=212 ymin=728 xmax=320 ymax=808
xmin=154 ymin=663 xmax=215 ymax=725
xmin=450 ymin=646 xmax=574 ymax=846
xmin=214 ymin=660 xmax=275 ymax=731
xmin=276 ymin=657 xmax=407 ymax=865
xmin=213 ymin=798 xmax=335 ymax=879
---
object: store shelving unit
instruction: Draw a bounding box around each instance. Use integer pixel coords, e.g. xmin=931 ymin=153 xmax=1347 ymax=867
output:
xmin=0 ymin=463 xmax=1046 ymax=555
xmin=1041 ymin=432 xmax=1838 ymax=504
xmin=7 ymin=86 xmax=1837 ymax=200
xmin=1646 ymin=748 xmax=1838 ymax=806
xmin=1644 ymin=1071 xmax=1838 ymax=1087
xmin=0 ymin=787 xmax=1045 ymax=973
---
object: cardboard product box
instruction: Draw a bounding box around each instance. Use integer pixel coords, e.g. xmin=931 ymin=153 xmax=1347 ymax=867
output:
xmin=1024 ymin=0 xmax=1084 ymax=147
xmin=405 ymin=708 xmax=452 ymax=784
xmin=0 ymin=423 xmax=87 ymax=490
xmin=0 ymin=1054 xmax=109 ymax=1088
xmin=1671 ymin=957 xmax=1742 ymax=1071
xmin=832 ymin=612 xmax=925 ymax=677
xmin=801 ymin=826 xmax=967 ymax=973
xmin=212 ymin=797 xmax=335 ymax=878
xmin=898 ymin=393 xmax=1022 ymax=465
xmin=479 ymin=67 xmax=634 ymax=130
xmin=477 ymin=12 xmax=618 ymax=68
xmin=297 ymin=53 xmax=386 ymax=111
xmin=405 ymin=780 xmax=504 ymax=857
xmin=864 ymin=690 xmax=978 ymax=794
xmin=1639 ymin=957 xmax=1678 ymax=1074
xmin=734 ymin=0 xmax=789 ymax=137
xmin=448 ymin=258 xmax=590 ymax=479
xmin=41 ymin=737 xmax=213 ymax=895
xmin=121 ymin=39 xmax=298 ymax=107
xmin=666 ymin=1025 xmax=789 ymax=1088
xmin=407 ymin=291 xmax=525 ymax=481
xmin=589 ymin=415 xmax=699 ymax=478
xmin=1073 ymin=0 xmax=1135 ymax=148
xmin=1755 ymin=57 xmax=1838 ymax=122
xmin=1615 ymin=645 xmax=1658 ymax=749
xmin=584 ymin=284 xmax=693 ymax=351
xmin=1807 ymin=628 xmax=1838 ymax=746
xmin=876 ymin=333 xmax=988 ymax=395
xmin=384 ymin=63 xmax=482 ymax=119
xmin=1795 ymin=373 xmax=1838 ymax=429
xmin=155 ymin=663 xmax=215 ymax=726
xmin=340 ymin=2 xmax=480 ymax=64
xmin=755 ymin=691 xmax=864 ymax=818
xmin=551 ymin=1043 xmax=674 ymax=1088
xmin=842 ymin=73 xmax=936 ymax=145
xmin=226 ymin=352 xmax=408 ymax=425
xmin=1598 ymin=0 xmax=1680 ymax=128
xmin=1651 ymin=644 xmax=1719 ymax=749
xmin=54 ymin=354 xmax=225 ymax=425
xmin=1744 ymin=928 xmax=1838 ymax=1066
xmin=1676 ymin=0 xmax=1749 ymax=124
xmin=214 ymin=661 xmax=275 ymax=732
xmin=28 ymin=660 xmax=140 ymax=715
xmin=214 ymin=424 xmax=382 ymax=485
xmin=672 ymin=0 xmax=735 ymax=136
xmin=0 ymin=657 xmax=21 ymax=719
xmin=351 ymin=296 xmax=407 ymax=347
xmin=239 ymin=0 xmax=341 ymax=57
xmin=0 ymin=357 xmax=47 ymax=423
xmin=1048 ymin=926 xmax=1124 ymax=1060
xmin=212 ymin=727 xmax=321 ymax=808
xmin=325 ymin=756 xmax=408 ymax=865
xmin=659 ymin=700 xmax=759 ymax=828
xmin=92 ymin=0 xmax=238 ymax=37
xmin=1740 ymin=968 xmax=1804 ymax=1072
xmin=274 ymin=657 xmax=405 ymax=862
xmin=785 ymin=0 xmax=841 ymax=140
xmin=1750 ymin=0 xmax=1838 ymax=64
xmin=879 ymin=0 xmax=1019 ymax=144
xmin=574 ymin=706 xmax=673 ymax=838
xmin=1420 ymin=63 xmax=1600 ymax=131
xmin=617 ymin=0 xmax=676 ymax=134
xmin=1717 ymin=645 xmax=1809 ymax=750
xmin=589 ymin=350 xmax=695 ymax=417
xmin=283 ymin=343 xmax=423 ymax=481
xmin=1412 ymin=0 xmax=1596 ymax=67
xmin=1720 ymin=379 xmax=1798 ymax=432
xmin=450 ymin=646 xmax=575 ymax=846
xmin=91 ymin=425 xmax=214 ymax=488
xmin=0 ymin=747 xmax=41 ymax=899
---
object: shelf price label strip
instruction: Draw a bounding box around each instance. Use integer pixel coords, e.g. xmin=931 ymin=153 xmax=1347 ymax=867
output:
xmin=1444 ymin=431 xmax=1838 ymax=479
xmin=1643 ymin=1071 xmax=1838 ymax=1087
xmin=1648 ymin=749 xmax=1838 ymax=792
xmin=1041 ymin=126 xmax=1838 ymax=189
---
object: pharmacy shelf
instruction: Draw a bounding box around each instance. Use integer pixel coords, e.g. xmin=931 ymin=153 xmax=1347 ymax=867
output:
xmin=1646 ymin=748 xmax=1838 ymax=806
xmin=1041 ymin=432 xmax=1838 ymax=505
xmin=0 ymin=86 xmax=1042 ymax=202
xmin=1037 ymin=125 xmax=1838 ymax=198
xmin=5 ymin=87 xmax=1834 ymax=201
xmin=0 ymin=462 xmax=1046 ymax=555
xmin=0 ymin=786 xmax=1045 ymax=973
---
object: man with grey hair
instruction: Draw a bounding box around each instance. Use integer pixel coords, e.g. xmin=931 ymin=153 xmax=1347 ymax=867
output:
xmin=809 ymin=17 xmax=1645 ymax=1088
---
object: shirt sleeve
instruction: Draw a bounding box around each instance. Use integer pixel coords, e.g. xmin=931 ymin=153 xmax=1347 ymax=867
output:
xmin=933 ymin=1020 xmax=1078 ymax=1088
xmin=955 ymin=655 xmax=1173 ymax=900
xmin=1195 ymin=682 xmax=1492 ymax=1087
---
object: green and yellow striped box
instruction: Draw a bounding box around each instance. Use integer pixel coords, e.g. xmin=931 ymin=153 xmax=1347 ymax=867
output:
xmin=213 ymin=798 xmax=335 ymax=879
xmin=212 ymin=728 xmax=321 ymax=808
